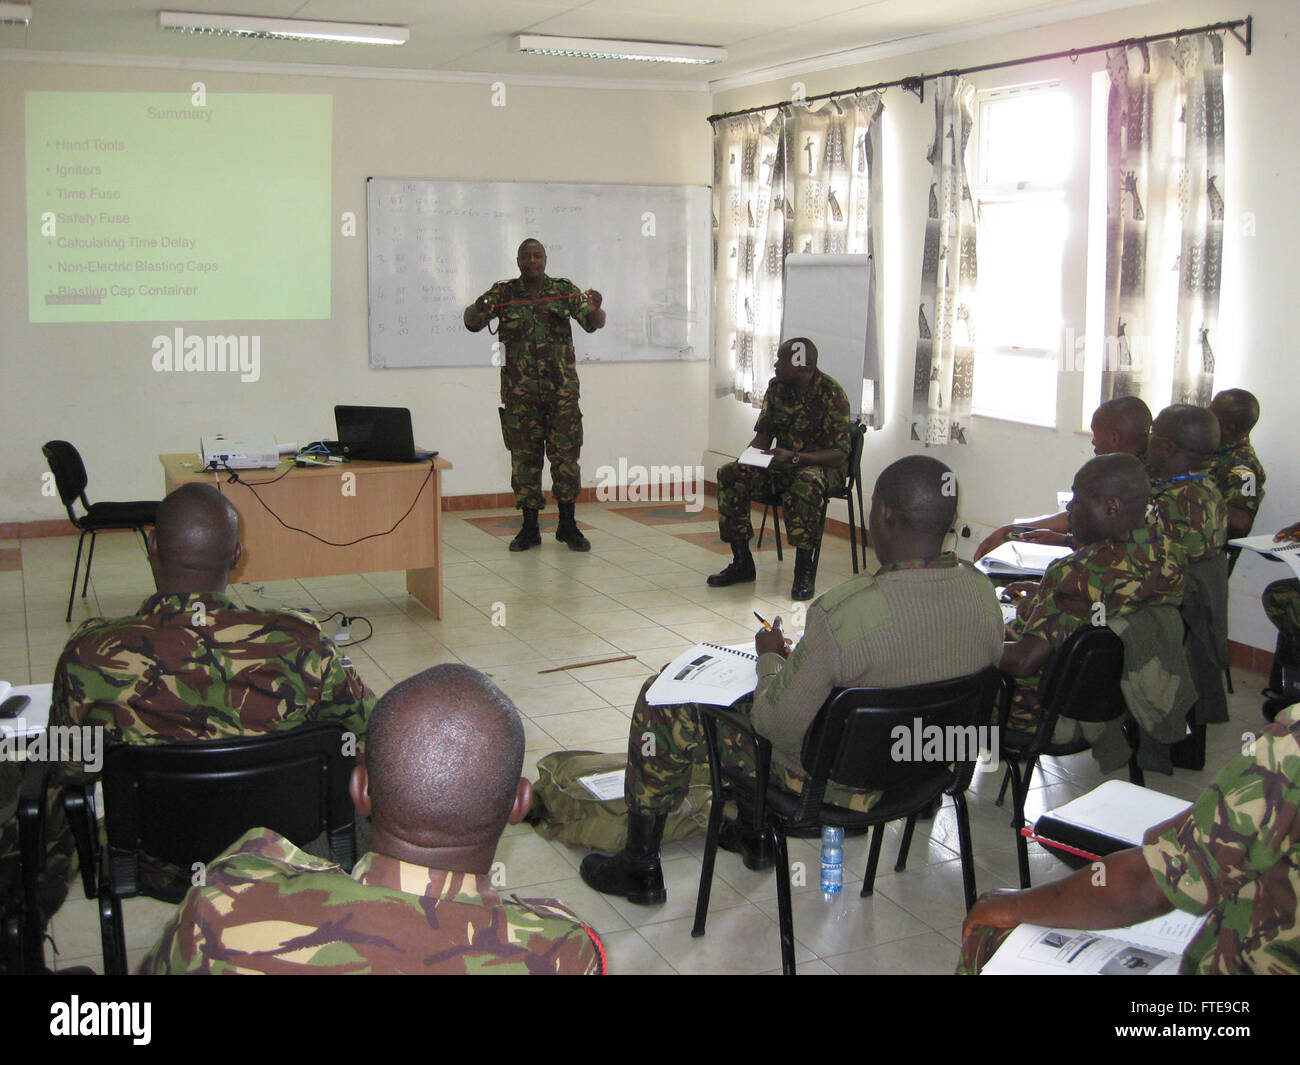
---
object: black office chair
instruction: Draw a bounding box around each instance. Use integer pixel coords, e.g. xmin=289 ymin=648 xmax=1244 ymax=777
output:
xmin=41 ymin=441 xmax=159 ymax=623
xmin=43 ymin=723 xmax=356 ymax=974
xmin=756 ymin=422 xmax=869 ymax=575
xmin=690 ymin=667 xmax=1000 ymax=975
xmin=9 ymin=761 xmax=53 ymax=973
xmin=994 ymin=625 xmax=1141 ymax=888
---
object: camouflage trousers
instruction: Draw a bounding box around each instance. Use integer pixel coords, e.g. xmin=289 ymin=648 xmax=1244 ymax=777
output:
xmin=624 ymin=675 xmax=880 ymax=816
xmin=716 ymin=461 xmax=844 ymax=550
xmin=954 ymin=924 xmax=1015 ymax=974
xmin=501 ymin=388 xmax=582 ymax=511
xmin=1263 ymin=579 xmax=1300 ymax=641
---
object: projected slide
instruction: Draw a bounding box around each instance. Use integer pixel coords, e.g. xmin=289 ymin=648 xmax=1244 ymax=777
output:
xmin=26 ymin=92 xmax=332 ymax=323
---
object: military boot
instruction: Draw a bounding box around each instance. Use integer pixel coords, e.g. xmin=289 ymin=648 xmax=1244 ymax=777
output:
xmin=706 ymin=540 xmax=756 ymax=587
xmin=555 ymin=500 xmax=591 ymax=551
xmin=579 ymin=811 xmax=667 ymax=905
xmin=509 ymin=508 xmax=541 ymax=551
xmin=791 ymin=547 xmax=818 ymax=601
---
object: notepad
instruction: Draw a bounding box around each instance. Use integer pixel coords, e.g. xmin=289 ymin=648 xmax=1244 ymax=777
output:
xmin=645 ymin=642 xmax=758 ymax=706
xmin=738 ymin=446 xmax=773 ymax=469
xmin=1229 ymin=534 xmax=1300 ymax=579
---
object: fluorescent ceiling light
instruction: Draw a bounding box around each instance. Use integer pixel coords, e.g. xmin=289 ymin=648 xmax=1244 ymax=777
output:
xmin=515 ymin=34 xmax=726 ymax=65
xmin=159 ymin=11 xmax=409 ymax=45
xmin=0 ymin=2 xmax=32 ymax=26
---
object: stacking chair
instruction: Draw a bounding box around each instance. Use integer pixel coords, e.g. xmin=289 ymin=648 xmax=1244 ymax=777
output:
xmin=994 ymin=625 xmax=1141 ymax=888
xmin=39 ymin=723 xmax=356 ymax=974
xmin=41 ymin=441 xmax=159 ymax=623
xmin=756 ymin=422 xmax=869 ymax=574
xmin=691 ymin=667 xmax=1000 ymax=975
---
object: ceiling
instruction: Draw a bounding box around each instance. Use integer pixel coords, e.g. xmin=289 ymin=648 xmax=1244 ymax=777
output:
xmin=0 ymin=0 xmax=1159 ymax=87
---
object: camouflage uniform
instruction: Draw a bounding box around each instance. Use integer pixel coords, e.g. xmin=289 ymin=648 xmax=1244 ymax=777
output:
xmin=475 ymin=276 xmax=597 ymax=511
xmin=1207 ymin=440 xmax=1266 ymax=530
xmin=716 ymin=370 xmax=852 ymax=549
xmin=49 ymin=590 xmax=374 ymax=781
xmin=626 ymin=555 xmax=1004 ymax=814
xmin=138 ymin=828 xmax=605 ymax=975
xmin=960 ymin=704 xmax=1300 ymax=975
xmin=1147 ymin=474 xmax=1228 ymax=565
xmin=1007 ymin=528 xmax=1187 ymax=733
xmin=1264 ymin=579 xmax=1300 ymax=641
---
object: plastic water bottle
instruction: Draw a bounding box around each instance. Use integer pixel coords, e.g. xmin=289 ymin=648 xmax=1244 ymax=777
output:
xmin=820 ymin=825 xmax=844 ymax=895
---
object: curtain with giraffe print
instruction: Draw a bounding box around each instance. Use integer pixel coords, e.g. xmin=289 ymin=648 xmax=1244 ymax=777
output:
xmin=711 ymin=94 xmax=885 ymax=423
xmin=1102 ymin=34 xmax=1225 ymax=407
xmin=910 ymin=76 xmax=978 ymax=447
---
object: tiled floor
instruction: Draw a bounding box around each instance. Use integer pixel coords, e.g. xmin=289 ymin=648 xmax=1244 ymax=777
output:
xmin=2 ymin=504 xmax=1274 ymax=975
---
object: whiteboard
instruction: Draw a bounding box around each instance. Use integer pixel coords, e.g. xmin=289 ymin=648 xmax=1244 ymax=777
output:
xmin=781 ymin=253 xmax=881 ymax=425
xmin=367 ymin=179 xmax=711 ymax=368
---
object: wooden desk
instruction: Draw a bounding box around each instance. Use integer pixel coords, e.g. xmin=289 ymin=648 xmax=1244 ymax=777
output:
xmin=161 ymin=453 xmax=452 ymax=617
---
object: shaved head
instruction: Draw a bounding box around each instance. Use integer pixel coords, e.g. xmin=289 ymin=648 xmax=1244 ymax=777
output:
xmin=517 ymin=237 xmax=544 ymax=256
xmin=874 ymin=455 xmax=958 ymax=539
xmin=1093 ymin=396 xmax=1153 ymax=455
xmin=1076 ymin=454 xmax=1150 ymax=524
xmin=366 ymin=664 xmax=526 ymax=849
xmin=777 ymin=336 xmax=819 ymax=369
xmin=1210 ymin=389 xmax=1259 ymax=443
xmin=151 ymin=483 xmax=239 ymax=577
xmin=1154 ymin=404 xmax=1221 ymax=469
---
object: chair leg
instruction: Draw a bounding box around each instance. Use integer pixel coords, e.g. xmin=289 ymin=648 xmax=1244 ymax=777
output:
xmin=65 ymin=531 xmax=88 ymax=623
xmin=861 ymin=822 xmax=885 ymax=897
xmin=81 ymin=531 xmax=98 ymax=599
xmin=855 ymin=480 xmax=868 ymax=571
xmin=99 ymin=888 xmax=127 ymax=976
xmin=772 ymin=507 xmax=783 ymax=561
xmin=61 ymin=788 xmax=98 ymax=898
xmin=952 ymin=793 xmax=978 ymax=911
xmin=773 ymin=825 xmax=796 ymax=975
xmin=757 ymin=505 xmax=768 ymax=550
xmin=691 ymin=784 xmax=730 ymax=938
xmin=895 ymin=813 xmax=918 ymax=872
xmin=994 ymin=763 xmax=1012 ymax=807
xmin=846 ymin=496 xmax=859 ymax=574
xmin=1224 ymin=664 xmax=1234 ymax=695
xmin=1011 ymin=757 xmax=1037 ymax=890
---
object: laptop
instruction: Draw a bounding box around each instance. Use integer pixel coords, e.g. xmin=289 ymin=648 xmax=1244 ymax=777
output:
xmin=333 ymin=405 xmax=435 ymax=463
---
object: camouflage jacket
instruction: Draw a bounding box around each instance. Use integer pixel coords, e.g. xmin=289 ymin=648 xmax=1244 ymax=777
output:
xmin=138 ymin=828 xmax=606 ymax=975
xmin=1008 ymin=527 xmax=1187 ymax=728
xmin=1207 ymin=440 xmax=1266 ymax=526
xmin=753 ymin=370 xmax=852 ymax=459
xmin=51 ymin=591 xmax=373 ymax=782
xmin=1143 ymin=704 xmax=1300 ymax=974
xmin=481 ymin=275 xmax=597 ymax=396
xmin=1147 ymin=474 xmax=1228 ymax=564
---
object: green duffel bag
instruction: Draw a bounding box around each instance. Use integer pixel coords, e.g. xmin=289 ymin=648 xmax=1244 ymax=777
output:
xmin=528 ymin=750 xmax=713 ymax=852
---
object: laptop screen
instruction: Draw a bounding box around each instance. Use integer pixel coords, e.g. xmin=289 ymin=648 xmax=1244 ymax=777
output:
xmin=333 ymin=405 xmax=418 ymax=462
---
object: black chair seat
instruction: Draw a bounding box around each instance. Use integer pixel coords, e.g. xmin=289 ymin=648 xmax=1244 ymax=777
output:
xmin=80 ymin=500 xmax=159 ymax=529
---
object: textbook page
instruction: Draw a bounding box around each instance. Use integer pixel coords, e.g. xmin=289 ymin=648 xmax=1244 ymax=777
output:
xmin=645 ymin=643 xmax=758 ymax=707
xmin=1229 ymin=535 xmax=1300 ymax=579
xmin=1039 ymin=780 xmax=1192 ymax=846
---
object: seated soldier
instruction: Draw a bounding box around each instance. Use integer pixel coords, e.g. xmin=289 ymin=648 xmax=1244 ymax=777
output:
xmin=0 ymin=482 xmax=374 ymax=915
xmin=999 ymin=454 xmax=1186 ymax=735
xmin=706 ymin=336 xmax=851 ymax=602
xmin=959 ymin=704 xmax=1300 ymax=975
xmin=1208 ymin=388 xmax=1265 ymax=539
xmin=1262 ymin=520 xmax=1300 ymax=720
xmin=51 ymin=482 xmax=373 ymax=767
xmin=140 ymin=664 xmax=604 ymax=974
xmin=1144 ymin=404 xmax=1228 ymax=565
xmin=975 ymin=396 xmax=1151 ymax=561
xmin=580 ymin=455 xmax=1005 ymax=905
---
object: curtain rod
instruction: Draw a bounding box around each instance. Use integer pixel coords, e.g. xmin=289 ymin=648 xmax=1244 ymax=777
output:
xmin=707 ymin=15 xmax=1251 ymax=123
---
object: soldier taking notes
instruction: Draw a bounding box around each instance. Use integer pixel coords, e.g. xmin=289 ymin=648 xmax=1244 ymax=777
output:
xmin=464 ymin=238 xmax=605 ymax=552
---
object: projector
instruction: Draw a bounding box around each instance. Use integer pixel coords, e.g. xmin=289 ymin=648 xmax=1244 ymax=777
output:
xmin=200 ymin=434 xmax=280 ymax=471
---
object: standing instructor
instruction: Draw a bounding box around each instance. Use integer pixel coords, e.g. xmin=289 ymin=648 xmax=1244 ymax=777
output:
xmin=465 ymin=239 xmax=606 ymax=552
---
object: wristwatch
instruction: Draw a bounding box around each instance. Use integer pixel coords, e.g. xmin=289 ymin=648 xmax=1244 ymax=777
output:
xmin=791 ymin=453 xmax=801 ymax=466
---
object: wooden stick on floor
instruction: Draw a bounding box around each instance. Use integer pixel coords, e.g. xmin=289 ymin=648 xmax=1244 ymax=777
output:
xmin=538 ymin=654 xmax=637 ymax=674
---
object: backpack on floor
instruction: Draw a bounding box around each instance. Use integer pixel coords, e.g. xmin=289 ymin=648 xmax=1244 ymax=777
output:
xmin=528 ymin=750 xmax=712 ymax=852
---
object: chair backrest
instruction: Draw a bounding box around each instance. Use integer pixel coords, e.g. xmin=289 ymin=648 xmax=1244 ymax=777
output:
xmin=100 ymin=723 xmax=356 ymax=899
xmin=1038 ymin=624 xmax=1127 ymax=725
xmin=798 ymin=667 xmax=1001 ymax=795
xmin=40 ymin=440 xmax=89 ymax=513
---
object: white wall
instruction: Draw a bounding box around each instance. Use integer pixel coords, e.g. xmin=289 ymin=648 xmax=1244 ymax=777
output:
xmin=708 ymin=0 xmax=1299 ymax=652
xmin=0 ymin=58 xmax=713 ymax=519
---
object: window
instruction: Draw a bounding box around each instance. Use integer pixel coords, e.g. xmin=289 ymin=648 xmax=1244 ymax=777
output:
xmin=970 ymin=83 xmax=1075 ymax=427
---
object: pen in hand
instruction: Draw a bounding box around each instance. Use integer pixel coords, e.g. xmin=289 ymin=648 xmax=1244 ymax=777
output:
xmin=753 ymin=611 xmax=772 ymax=630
